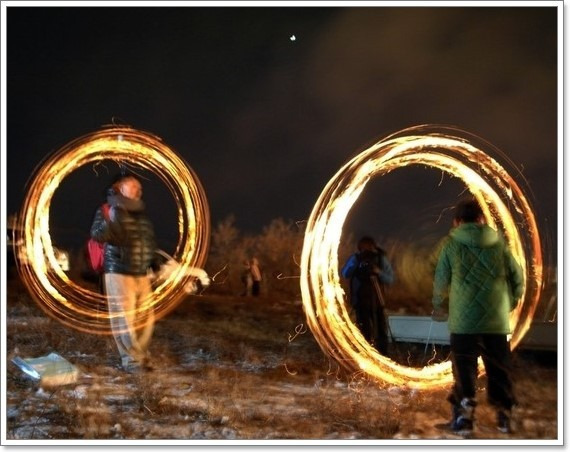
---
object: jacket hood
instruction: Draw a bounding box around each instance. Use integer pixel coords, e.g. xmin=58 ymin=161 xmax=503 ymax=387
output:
xmin=107 ymin=192 xmax=145 ymax=213
xmin=450 ymin=223 xmax=501 ymax=248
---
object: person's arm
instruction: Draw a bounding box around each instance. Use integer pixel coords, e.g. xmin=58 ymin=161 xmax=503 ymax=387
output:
xmin=505 ymin=248 xmax=524 ymax=310
xmin=341 ymin=254 xmax=358 ymax=279
xmin=432 ymin=243 xmax=451 ymax=313
xmin=90 ymin=206 xmax=126 ymax=244
xmin=376 ymin=254 xmax=394 ymax=285
xmin=90 ymin=206 xmax=109 ymax=242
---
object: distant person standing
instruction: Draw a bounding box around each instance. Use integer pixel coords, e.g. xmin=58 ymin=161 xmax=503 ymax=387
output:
xmin=250 ymin=257 xmax=262 ymax=296
xmin=240 ymin=259 xmax=253 ymax=296
xmin=432 ymin=198 xmax=524 ymax=435
xmin=341 ymin=236 xmax=394 ymax=354
xmin=90 ymin=174 xmax=160 ymax=372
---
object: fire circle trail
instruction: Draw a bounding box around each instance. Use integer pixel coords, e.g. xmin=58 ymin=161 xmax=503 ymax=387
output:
xmin=300 ymin=125 xmax=543 ymax=389
xmin=15 ymin=127 xmax=210 ymax=334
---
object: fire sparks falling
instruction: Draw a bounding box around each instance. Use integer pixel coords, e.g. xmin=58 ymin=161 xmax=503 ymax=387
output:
xmin=300 ymin=125 xmax=543 ymax=389
xmin=15 ymin=127 xmax=210 ymax=334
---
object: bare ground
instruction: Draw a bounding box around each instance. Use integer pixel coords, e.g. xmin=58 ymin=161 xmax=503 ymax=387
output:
xmin=4 ymin=277 xmax=559 ymax=443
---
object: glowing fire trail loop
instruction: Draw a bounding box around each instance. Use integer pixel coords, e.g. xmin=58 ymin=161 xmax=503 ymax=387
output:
xmin=300 ymin=125 xmax=543 ymax=389
xmin=16 ymin=127 xmax=210 ymax=334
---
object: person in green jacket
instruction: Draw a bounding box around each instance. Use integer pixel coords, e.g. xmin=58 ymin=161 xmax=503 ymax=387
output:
xmin=432 ymin=198 xmax=524 ymax=435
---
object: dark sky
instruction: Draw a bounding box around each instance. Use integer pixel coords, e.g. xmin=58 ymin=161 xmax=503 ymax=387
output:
xmin=5 ymin=4 xmax=559 ymax=265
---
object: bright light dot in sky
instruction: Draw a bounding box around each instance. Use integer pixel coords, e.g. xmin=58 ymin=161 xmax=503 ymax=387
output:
xmin=290 ymin=35 xmax=296 ymax=41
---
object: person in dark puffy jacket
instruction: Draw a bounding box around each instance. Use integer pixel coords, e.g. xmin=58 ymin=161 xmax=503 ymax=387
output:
xmin=341 ymin=236 xmax=394 ymax=354
xmin=432 ymin=198 xmax=524 ymax=435
xmin=91 ymin=174 xmax=159 ymax=372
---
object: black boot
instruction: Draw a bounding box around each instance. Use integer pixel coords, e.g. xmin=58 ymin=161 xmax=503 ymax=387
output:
xmin=450 ymin=398 xmax=476 ymax=434
xmin=497 ymin=409 xmax=513 ymax=433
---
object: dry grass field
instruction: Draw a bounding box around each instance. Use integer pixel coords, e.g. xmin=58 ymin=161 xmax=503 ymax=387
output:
xmin=4 ymin=276 xmax=559 ymax=444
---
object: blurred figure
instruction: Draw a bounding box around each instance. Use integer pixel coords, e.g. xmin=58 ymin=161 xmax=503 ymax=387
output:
xmin=240 ymin=259 xmax=253 ymax=296
xmin=432 ymin=198 xmax=523 ymax=435
xmin=83 ymin=185 xmax=115 ymax=292
xmin=341 ymin=236 xmax=394 ymax=354
xmin=90 ymin=174 xmax=160 ymax=372
xmin=250 ymin=257 xmax=262 ymax=296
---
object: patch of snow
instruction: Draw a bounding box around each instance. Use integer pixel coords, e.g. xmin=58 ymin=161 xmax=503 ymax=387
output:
xmin=12 ymin=426 xmax=50 ymax=440
xmin=162 ymin=385 xmax=193 ymax=398
xmin=180 ymin=349 xmax=219 ymax=369
xmin=68 ymin=352 xmax=95 ymax=358
xmin=35 ymin=388 xmax=52 ymax=398
xmin=6 ymin=406 xmax=19 ymax=419
xmin=103 ymin=393 xmax=132 ymax=403
xmin=220 ymin=427 xmax=237 ymax=439
xmin=71 ymin=385 xmax=89 ymax=399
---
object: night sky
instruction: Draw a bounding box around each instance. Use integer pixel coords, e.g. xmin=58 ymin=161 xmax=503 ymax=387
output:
xmin=5 ymin=4 xmax=559 ymax=266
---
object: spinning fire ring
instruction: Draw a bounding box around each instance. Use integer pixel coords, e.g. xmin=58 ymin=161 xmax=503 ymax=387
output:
xmin=300 ymin=125 xmax=543 ymax=388
xmin=15 ymin=127 xmax=210 ymax=334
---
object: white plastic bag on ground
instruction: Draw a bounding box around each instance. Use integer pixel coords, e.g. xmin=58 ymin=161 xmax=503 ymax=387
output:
xmin=12 ymin=352 xmax=79 ymax=387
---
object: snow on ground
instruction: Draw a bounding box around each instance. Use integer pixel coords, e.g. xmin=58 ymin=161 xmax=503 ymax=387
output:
xmin=5 ymin=279 xmax=559 ymax=444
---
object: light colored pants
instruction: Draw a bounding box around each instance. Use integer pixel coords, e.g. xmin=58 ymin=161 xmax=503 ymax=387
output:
xmin=104 ymin=273 xmax=155 ymax=366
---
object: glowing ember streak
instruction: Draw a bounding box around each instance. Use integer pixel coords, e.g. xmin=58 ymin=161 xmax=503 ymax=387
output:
xmin=300 ymin=125 xmax=543 ymax=389
xmin=15 ymin=127 xmax=210 ymax=334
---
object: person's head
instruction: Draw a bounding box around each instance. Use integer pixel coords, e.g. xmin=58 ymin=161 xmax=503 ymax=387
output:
xmin=357 ymin=236 xmax=376 ymax=252
xmin=454 ymin=198 xmax=484 ymax=225
xmin=112 ymin=174 xmax=143 ymax=201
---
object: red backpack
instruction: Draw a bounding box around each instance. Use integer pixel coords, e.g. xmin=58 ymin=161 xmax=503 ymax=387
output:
xmin=86 ymin=203 xmax=111 ymax=273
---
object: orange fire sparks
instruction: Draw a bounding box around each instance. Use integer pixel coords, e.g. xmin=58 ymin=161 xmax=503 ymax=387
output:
xmin=15 ymin=127 xmax=210 ymax=334
xmin=300 ymin=125 xmax=543 ymax=389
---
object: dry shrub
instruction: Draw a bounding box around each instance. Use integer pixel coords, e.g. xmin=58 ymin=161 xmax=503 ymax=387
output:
xmin=204 ymin=214 xmax=436 ymax=313
xmin=132 ymin=376 xmax=165 ymax=415
xmin=205 ymin=216 xmax=305 ymax=299
xmin=261 ymin=377 xmax=404 ymax=439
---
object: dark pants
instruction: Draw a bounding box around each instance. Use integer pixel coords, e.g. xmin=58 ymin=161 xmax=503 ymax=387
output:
xmin=449 ymin=333 xmax=516 ymax=411
xmin=354 ymin=288 xmax=388 ymax=354
xmin=252 ymin=281 xmax=260 ymax=296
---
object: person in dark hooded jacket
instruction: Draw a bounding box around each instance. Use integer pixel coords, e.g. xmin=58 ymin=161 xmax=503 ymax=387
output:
xmin=91 ymin=174 xmax=159 ymax=372
xmin=432 ymin=198 xmax=524 ymax=435
xmin=341 ymin=236 xmax=394 ymax=354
